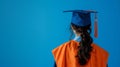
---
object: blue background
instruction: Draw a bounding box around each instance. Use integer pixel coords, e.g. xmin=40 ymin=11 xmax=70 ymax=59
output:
xmin=0 ymin=0 xmax=120 ymax=67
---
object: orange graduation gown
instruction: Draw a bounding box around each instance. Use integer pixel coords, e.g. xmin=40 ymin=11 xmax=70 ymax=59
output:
xmin=52 ymin=40 xmax=109 ymax=67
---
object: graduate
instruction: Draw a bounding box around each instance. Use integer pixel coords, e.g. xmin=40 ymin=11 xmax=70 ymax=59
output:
xmin=52 ymin=10 xmax=109 ymax=67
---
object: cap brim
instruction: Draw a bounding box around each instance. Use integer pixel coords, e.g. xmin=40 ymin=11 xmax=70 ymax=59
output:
xmin=63 ymin=10 xmax=98 ymax=13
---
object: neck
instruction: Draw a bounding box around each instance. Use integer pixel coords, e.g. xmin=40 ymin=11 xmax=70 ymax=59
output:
xmin=73 ymin=35 xmax=81 ymax=42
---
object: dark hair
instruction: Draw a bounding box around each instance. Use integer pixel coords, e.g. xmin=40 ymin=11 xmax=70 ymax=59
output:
xmin=70 ymin=23 xmax=93 ymax=65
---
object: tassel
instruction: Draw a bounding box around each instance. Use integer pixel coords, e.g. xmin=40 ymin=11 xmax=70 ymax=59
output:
xmin=94 ymin=13 xmax=98 ymax=38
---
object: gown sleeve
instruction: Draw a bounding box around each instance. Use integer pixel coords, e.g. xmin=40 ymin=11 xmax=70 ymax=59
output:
xmin=107 ymin=64 xmax=108 ymax=67
xmin=54 ymin=61 xmax=57 ymax=67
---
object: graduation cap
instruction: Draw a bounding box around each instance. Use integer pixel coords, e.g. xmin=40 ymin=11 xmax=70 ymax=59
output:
xmin=64 ymin=10 xmax=98 ymax=38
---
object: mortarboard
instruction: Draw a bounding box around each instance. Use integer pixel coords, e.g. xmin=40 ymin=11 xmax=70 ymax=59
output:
xmin=64 ymin=10 xmax=98 ymax=38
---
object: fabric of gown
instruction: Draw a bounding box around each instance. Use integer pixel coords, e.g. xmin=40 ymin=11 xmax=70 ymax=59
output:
xmin=52 ymin=40 xmax=109 ymax=67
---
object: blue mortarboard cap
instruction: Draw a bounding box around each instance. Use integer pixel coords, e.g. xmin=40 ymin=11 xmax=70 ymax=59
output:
xmin=64 ymin=10 xmax=98 ymax=38
xmin=63 ymin=10 xmax=98 ymax=27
